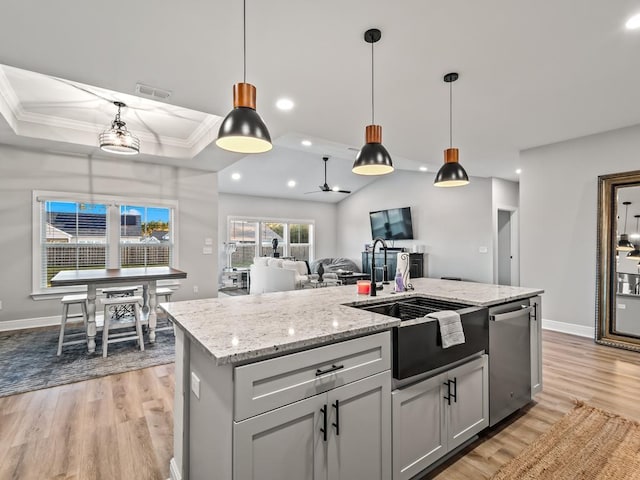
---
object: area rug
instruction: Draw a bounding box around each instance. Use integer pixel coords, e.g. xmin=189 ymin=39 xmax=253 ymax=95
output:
xmin=0 ymin=319 xmax=175 ymax=398
xmin=491 ymin=402 xmax=640 ymax=480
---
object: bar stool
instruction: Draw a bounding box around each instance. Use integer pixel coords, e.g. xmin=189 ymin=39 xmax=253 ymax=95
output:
xmin=101 ymin=295 xmax=144 ymax=358
xmin=155 ymin=287 xmax=175 ymax=334
xmin=57 ymin=294 xmax=88 ymax=356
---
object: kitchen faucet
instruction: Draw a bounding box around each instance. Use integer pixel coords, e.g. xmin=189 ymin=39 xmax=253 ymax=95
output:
xmin=370 ymin=237 xmax=388 ymax=296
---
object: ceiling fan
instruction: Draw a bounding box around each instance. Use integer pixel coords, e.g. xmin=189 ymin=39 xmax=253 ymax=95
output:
xmin=305 ymin=156 xmax=352 ymax=195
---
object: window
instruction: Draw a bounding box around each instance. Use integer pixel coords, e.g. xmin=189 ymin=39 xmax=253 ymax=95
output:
xmin=41 ymin=201 xmax=108 ymax=287
xmin=227 ymin=217 xmax=314 ymax=266
xmin=228 ymin=220 xmax=257 ymax=268
xmin=120 ymin=205 xmax=172 ymax=268
xmin=34 ymin=191 xmax=177 ymax=291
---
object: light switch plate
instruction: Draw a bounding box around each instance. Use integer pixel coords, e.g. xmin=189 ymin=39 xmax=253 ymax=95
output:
xmin=618 ymin=304 xmax=626 ymax=309
xmin=204 ymin=238 xmax=213 ymax=245
xmin=202 ymin=247 xmax=213 ymax=255
xmin=191 ymin=371 xmax=200 ymax=399
xmin=478 ymin=246 xmax=488 ymax=254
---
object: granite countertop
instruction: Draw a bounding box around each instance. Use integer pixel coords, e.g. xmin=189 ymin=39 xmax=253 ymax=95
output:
xmin=160 ymin=277 xmax=543 ymax=366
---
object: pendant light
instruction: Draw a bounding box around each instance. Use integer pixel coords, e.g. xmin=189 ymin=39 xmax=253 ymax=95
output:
xmin=215 ymin=0 xmax=272 ymax=154
xmin=434 ymin=73 xmax=469 ymax=187
xmin=617 ymin=201 xmax=634 ymax=251
xmin=352 ymin=28 xmax=394 ymax=176
xmin=627 ymin=214 xmax=640 ymax=259
xmin=99 ymin=101 xmax=140 ymax=155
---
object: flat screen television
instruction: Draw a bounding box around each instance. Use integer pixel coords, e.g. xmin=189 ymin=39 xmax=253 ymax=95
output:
xmin=369 ymin=207 xmax=414 ymax=240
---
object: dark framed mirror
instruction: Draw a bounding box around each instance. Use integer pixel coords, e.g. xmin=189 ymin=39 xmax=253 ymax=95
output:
xmin=596 ymin=170 xmax=640 ymax=351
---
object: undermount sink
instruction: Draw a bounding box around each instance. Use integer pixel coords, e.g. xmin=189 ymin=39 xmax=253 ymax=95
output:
xmin=347 ymin=295 xmax=473 ymax=321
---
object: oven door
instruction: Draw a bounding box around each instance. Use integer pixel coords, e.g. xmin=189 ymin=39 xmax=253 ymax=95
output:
xmin=488 ymin=301 xmax=533 ymax=426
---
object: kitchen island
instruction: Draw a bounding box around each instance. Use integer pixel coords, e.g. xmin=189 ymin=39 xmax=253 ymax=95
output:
xmin=162 ymin=278 xmax=543 ymax=480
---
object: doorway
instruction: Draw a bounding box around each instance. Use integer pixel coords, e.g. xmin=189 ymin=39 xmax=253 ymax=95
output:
xmin=496 ymin=208 xmax=519 ymax=286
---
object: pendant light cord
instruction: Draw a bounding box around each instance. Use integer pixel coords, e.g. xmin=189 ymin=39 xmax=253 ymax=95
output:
xmin=371 ymin=40 xmax=375 ymax=124
xmin=449 ymin=81 xmax=453 ymax=148
xmin=243 ymin=0 xmax=247 ymax=83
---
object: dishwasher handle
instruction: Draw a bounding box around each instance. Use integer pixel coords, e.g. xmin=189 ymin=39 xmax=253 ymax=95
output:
xmin=490 ymin=305 xmax=533 ymax=322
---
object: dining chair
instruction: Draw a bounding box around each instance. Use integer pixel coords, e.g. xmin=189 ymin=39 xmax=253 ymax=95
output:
xmin=101 ymin=296 xmax=144 ymax=358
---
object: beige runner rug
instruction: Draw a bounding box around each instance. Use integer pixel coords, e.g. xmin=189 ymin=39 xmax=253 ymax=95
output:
xmin=492 ymin=403 xmax=640 ymax=480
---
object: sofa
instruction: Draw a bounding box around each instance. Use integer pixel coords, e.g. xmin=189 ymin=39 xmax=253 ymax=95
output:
xmin=249 ymin=257 xmax=311 ymax=294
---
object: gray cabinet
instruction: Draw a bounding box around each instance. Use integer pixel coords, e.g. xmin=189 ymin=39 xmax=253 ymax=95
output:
xmin=362 ymin=252 xmax=425 ymax=281
xmin=530 ymin=295 xmax=543 ymax=396
xmin=392 ymin=355 xmax=488 ymax=480
xmin=234 ymin=372 xmax=391 ymax=480
xmin=234 ymin=394 xmax=327 ymax=480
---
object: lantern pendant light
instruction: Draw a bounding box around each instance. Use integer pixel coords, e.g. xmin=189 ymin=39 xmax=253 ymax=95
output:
xmin=434 ymin=73 xmax=469 ymax=187
xmin=352 ymin=28 xmax=394 ymax=176
xmin=215 ymin=0 xmax=272 ymax=154
xmin=99 ymin=101 xmax=140 ymax=155
xmin=618 ymin=201 xmax=634 ymax=251
xmin=627 ymin=214 xmax=640 ymax=259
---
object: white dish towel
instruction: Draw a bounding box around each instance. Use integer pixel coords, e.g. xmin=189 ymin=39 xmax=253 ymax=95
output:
xmin=426 ymin=310 xmax=465 ymax=349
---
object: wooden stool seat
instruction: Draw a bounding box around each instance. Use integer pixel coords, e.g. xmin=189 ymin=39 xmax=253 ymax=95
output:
xmin=57 ymin=294 xmax=88 ymax=356
xmin=101 ymin=295 xmax=144 ymax=358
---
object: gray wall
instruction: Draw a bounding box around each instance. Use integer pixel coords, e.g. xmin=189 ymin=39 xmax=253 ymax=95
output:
xmin=217 ymin=193 xmax=338 ymax=269
xmin=335 ymin=170 xmax=494 ymax=283
xmin=0 ymin=144 xmax=218 ymax=324
xmin=520 ymin=123 xmax=640 ymax=330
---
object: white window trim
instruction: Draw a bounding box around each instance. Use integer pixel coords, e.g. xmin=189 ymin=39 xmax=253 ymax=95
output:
xmin=227 ymin=215 xmax=315 ymax=262
xmin=32 ymin=190 xmax=180 ymax=299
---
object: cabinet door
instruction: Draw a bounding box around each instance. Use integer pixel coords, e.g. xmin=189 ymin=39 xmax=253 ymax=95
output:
xmin=446 ymin=355 xmax=489 ymax=451
xmin=530 ymin=296 xmax=543 ymax=396
xmin=327 ymin=371 xmax=391 ymax=480
xmin=392 ymin=373 xmax=448 ymax=480
xmin=234 ymin=394 xmax=327 ymax=480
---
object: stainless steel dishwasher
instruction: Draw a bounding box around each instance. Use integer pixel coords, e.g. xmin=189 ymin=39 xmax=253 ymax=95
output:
xmin=488 ymin=299 xmax=533 ymax=426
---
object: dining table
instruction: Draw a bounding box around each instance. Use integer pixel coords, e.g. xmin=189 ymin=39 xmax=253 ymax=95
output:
xmin=50 ymin=266 xmax=187 ymax=353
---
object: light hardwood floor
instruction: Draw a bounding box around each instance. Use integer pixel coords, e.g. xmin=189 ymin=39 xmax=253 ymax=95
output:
xmin=1 ymin=330 xmax=639 ymax=480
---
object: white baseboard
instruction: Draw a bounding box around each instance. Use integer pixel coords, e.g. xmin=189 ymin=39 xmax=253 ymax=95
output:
xmin=542 ymin=318 xmax=594 ymax=338
xmin=169 ymin=458 xmax=181 ymax=480
xmin=0 ymin=315 xmax=60 ymax=332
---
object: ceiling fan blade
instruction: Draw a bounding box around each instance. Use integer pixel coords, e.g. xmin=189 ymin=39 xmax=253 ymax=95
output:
xmin=336 ymin=189 xmax=352 ymax=194
xmin=304 ymin=190 xmax=322 ymax=194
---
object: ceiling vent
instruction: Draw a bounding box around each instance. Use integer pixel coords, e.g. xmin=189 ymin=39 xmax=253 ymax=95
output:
xmin=135 ymin=83 xmax=172 ymax=100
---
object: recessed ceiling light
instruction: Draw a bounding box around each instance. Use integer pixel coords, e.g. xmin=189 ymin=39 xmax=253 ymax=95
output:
xmin=231 ymin=172 xmax=241 ymax=180
xmin=516 ymin=168 xmax=522 ymax=174
xmin=419 ymin=166 xmax=428 ymax=172
xmin=276 ymin=98 xmax=295 ymax=111
xmin=287 ymin=180 xmax=296 ymax=188
xmin=626 ymin=13 xmax=640 ymax=29
xmin=301 ymin=139 xmax=312 ymax=147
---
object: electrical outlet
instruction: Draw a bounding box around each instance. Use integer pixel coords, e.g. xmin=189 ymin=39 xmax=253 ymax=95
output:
xmin=204 ymin=237 xmax=213 ymax=246
xmin=191 ymin=372 xmax=200 ymax=399
xmin=618 ymin=303 xmax=626 ymax=310
xmin=193 ymin=285 xmax=199 ymax=294
xmin=202 ymin=247 xmax=213 ymax=255
xmin=478 ymin=246 xmax=488 ymax=254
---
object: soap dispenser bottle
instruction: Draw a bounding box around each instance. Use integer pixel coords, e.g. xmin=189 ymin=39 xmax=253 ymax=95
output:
xmin=394 ymin=268 xmax=404 ymax=292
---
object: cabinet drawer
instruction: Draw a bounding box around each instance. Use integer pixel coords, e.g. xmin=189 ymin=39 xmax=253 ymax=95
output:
xmin=234 ymin=331 xmax=390 ymax=421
